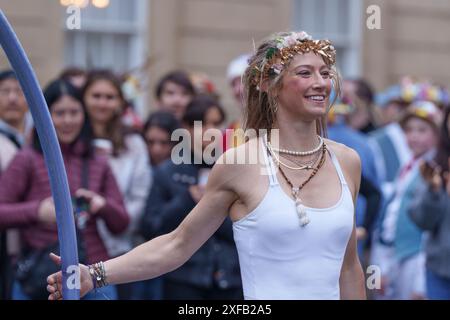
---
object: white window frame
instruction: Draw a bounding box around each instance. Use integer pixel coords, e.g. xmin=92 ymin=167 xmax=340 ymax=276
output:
xmin=64 ymin=0 xmax=148 ymax=72
xmin=292 ymin=0 xmax=362 ymax=78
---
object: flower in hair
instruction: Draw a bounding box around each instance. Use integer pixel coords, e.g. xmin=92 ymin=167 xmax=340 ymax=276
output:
xmin=270 ymin=61 xmax=282 ymax=75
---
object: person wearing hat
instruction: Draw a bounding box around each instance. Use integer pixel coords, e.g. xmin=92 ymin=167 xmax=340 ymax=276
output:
xmin=372 ymin=101 xmax=442 ymax=300
xmin=368 ymin=81 xmax=449 ymax=196
xmin=409 ymin=105 xmax=450 ymax=299
xmin=369 ymin=83 xmax=413 ymax=201
xmin=223 ymin=54 xmax=251 ymax=150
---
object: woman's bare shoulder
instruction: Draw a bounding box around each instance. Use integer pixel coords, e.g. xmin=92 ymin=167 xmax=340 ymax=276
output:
xmin=324 ymin=138 xmax=361 ymax=193
xmin=211 ymin=136 xmax=263 ymax=190
xmin=324 ymin=138 xmax=360 ymax=166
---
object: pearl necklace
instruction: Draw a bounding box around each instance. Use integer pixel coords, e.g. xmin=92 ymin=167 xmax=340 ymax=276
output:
xmin=268 ymin=136 xmax=323 ymax=156
xmin=267 ymin=142 xmax=318 ymax=170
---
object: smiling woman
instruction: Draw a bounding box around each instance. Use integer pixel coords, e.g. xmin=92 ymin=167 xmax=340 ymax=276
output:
xmin=32 ymin=80 xmax=90 ymax=151
xmin=50 ymin=93 xmax=85 ymax=144
xmin=47 ymin=31 xmax=366 ymax=301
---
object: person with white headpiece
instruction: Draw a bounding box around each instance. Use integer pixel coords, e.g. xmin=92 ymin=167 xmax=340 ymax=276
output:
xmin=223 ymin=54 xmax=251 ymax=150
xmin=373 ymin=100 xmax=442 ymax=300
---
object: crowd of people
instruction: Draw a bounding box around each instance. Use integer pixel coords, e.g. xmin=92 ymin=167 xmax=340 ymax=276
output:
xmin=0 ymin=31 xmax=449 ymax=300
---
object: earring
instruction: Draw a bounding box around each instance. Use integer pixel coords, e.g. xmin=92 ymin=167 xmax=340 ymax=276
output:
xmin=271 ymin=99 xmax=279 ymax=117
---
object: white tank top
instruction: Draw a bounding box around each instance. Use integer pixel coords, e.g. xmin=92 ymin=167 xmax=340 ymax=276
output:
xmin=233 ymin=136 xmax=354 ymax=300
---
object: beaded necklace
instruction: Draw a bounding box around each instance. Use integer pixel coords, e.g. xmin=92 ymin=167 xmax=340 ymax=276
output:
xmin=268 ymin=142 xmax=327 ymax=227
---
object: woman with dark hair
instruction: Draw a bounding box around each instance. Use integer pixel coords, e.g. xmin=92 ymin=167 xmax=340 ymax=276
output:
xmin=0 ymin=79 xmax=129 ymax=300
xmin=132 ymin=111 xmax=180 ymax=299
xmin=155 ymin=70 xmax=196 ymax=120
xmin=410 ymin=105 xmax=450 ymax=299
xmin=82 ymin=70 xmax=151 ymax=299
xmin=59 ymin=67 xmax=87 ymax=89
xmin=344 ymin=78 xmax=380 ymax=134
xmin=432 ymin=106 xmax=450 ymax=174
xmin=140 ymin=95 xmax=243 ymax=300
xmin=143 ymin=111 xmax=180 ymax=167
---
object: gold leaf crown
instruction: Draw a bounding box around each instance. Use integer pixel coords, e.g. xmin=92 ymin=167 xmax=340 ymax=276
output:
xmin=251 ymin=31 xmax=336 ymax=87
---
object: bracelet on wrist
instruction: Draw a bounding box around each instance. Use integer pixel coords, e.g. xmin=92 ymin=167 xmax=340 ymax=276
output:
xmin=88 ymin=261 xmax=108 ymax=289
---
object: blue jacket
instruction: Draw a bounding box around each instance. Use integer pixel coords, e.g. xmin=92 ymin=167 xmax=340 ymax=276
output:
xmin=393 ymin=171 xmax=424 ymax=261
xmin=328 ymin=122 xmax=381 ymax=228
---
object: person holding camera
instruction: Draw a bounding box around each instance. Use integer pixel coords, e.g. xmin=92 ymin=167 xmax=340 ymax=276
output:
xmin=409 ymin=105 xmax=450 ymax=300
xmin=0 ymin=79 xmax=129 ymax=300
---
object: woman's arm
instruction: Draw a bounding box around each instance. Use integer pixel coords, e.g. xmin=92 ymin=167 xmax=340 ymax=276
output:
xmin=48 ymin=156 xmax=240 ymax=299
xmin=338 ymin=145 xmax=367 ymax=300
xmin=105 ymin=159 xmax=237 ymax=284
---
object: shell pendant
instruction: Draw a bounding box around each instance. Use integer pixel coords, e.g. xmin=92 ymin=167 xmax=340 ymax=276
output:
xmin=295 ymin=198 xmax=310 ymax=227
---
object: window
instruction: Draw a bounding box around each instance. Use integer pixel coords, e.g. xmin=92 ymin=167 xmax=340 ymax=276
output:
xmin=292 ymin=0 xmax=362 ymax=78
xmin=64 ymin=0 xmax=148 ymax=73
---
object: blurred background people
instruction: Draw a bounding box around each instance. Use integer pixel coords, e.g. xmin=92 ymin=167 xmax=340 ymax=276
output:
xmin=327 ymin=97 xmax=382 ymax=263
xmin=154 ymin=71 xmax=195 ymax=121
xmin=132 ymin=110 xmax=180 ymax=300
xmin=81 ymin=70 xmax=151 ymax=300
xmin=372 ymin=101 xmax=442 ymax=300
xmin=0 ymin=79 xmax=129 ymax=300
xmin=59 ymin=67 xmax=87 ymax=90
xmin=223 ymin=54 xmax=250 ymax=150
xmin=143 ymin=111 xmax=180 ymax=167
xmin=0 ymin=70 xmax=28 ymax=158
xmin=343 ymin=78 xmax=380 ymax=134
xmin=410 ymin=105 xmax=450 ymax=300
xmin=0 ymin=69 xmax=29 ymax=300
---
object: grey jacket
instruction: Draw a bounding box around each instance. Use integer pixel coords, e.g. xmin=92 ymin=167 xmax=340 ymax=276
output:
xmin=409 ymin=188 xmax=450 ymax=279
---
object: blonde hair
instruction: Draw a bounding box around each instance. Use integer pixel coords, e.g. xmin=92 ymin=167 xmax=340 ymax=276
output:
xmin=243 ymin=31 xmax=341 ymax=137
